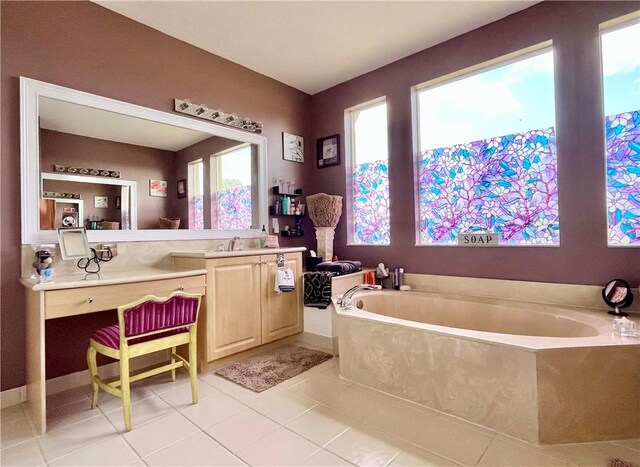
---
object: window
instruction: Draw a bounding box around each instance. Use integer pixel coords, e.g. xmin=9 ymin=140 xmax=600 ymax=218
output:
xmin=602 ymin=20 xmax=640 ymax=246
xmin=210 ymin=145 xmax=253 ymax=230
xmin=188 ymin=159 xmax=204 ymax=230
xmin=346 ymin=99 xmax=390 ymax=245
xmin=414 ymin=47 xmax=559 ymax=245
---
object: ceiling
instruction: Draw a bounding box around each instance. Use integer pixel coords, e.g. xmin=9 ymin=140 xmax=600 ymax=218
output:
xmin=94 ymin=1 xmax=540 ymax=95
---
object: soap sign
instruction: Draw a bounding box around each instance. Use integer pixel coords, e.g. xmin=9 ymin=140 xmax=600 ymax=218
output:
xmin=457 ymin=233 xmax=499 ymax=246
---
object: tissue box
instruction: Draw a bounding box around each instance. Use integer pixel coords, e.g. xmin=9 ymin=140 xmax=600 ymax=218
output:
xmin=305 ymin=256 xmax=323 ymax=271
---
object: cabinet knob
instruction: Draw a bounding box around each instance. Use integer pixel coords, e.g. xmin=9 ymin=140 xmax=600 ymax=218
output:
xmin=262 ymin=260 xmax=268 ymax=265
xmin=177 ymin=286 xmax=185 ymax=291
xmin=85 ymin=297 xmax=94 ymax=304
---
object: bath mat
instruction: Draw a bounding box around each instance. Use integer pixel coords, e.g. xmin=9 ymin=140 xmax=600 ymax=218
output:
xmin=609 ymin=458 xmax=638 ymax=467
xmin=214 ymin=344 xmax=333 ymax=392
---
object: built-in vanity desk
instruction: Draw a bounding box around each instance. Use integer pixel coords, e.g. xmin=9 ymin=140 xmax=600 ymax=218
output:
xmin=172 ymin=247 xmax=305 ymax=368
xmin=20 ymin=267 xmax=207 ymax=434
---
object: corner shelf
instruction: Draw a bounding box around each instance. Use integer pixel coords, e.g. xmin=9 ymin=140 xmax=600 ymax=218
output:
xmin=271 ymin=186 xmax=302 ymax=197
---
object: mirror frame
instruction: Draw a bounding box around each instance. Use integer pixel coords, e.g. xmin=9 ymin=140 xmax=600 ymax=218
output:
xmin=21 ymin=77 xmax=268 ymax=244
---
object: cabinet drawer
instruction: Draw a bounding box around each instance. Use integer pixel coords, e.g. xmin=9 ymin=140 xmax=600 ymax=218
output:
xmin=44 ymin=275 xmax=206 ymax=319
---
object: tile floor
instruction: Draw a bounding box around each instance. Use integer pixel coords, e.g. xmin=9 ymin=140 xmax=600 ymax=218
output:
xmin=1 ymin=357 xmax=639 ymax=466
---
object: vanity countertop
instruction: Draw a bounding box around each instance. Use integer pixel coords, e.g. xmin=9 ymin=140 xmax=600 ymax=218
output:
xmin=171 ymin=246 xmax=307 ymax=259
xmin=20 ymin=266 xmax=207 ymax=291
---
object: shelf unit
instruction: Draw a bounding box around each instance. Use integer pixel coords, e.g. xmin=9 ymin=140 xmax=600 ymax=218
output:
xmin=270 ymin=186 xmax=304 ymax=236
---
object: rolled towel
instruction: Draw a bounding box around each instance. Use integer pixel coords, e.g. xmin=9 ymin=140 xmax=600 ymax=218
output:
xmin=315 ymin=260 xmax=362 ymax=275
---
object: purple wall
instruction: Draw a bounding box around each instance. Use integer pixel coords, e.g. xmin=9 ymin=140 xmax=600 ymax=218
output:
xmin=308 ymin=1 xmax=640 ymax=286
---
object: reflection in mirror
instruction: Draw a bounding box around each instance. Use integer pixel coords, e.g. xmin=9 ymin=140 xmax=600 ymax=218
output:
xmin=602 ymin=278 xmax=634 ymax=316
xmin=37 ymin=96 xmax=259 ymax=231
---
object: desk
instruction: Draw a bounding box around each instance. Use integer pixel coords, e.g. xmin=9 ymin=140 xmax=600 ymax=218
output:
xmin=20 ymin=267 xmax=207 ymax=435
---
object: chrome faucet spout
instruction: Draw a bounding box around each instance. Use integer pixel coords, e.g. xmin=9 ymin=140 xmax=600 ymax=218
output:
xmin=338 ymin=284 xmax=382 ymax=308
xmin=229 ymin=236 xmax=241 ymax=251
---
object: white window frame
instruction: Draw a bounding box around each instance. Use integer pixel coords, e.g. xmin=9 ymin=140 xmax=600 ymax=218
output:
xmin=410 ymin=41 xmax=558 ymax=247
xmin=344 ymin=96 xmax=390 ymax=246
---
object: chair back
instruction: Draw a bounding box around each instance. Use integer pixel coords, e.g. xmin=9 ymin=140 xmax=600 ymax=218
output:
xmin=117 ymin=291 xmax=201 ymax=339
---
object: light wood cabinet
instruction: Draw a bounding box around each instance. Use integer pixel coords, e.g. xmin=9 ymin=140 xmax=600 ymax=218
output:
xmin=175 ymin=251 xmax=303 ymax=363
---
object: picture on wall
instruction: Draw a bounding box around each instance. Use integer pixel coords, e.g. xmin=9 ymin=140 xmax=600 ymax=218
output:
xmin=177 ymin=179 xmax=187 ymax=199
xmin=282 ymin=132 xmax=304 ymax=163
xmin=149 ymin=179 xmax=168 ymax=197
xmin=317 ymin=134 xmax=340 ymax=168
xmin=94 ymin=196 xmax=108 ymax=208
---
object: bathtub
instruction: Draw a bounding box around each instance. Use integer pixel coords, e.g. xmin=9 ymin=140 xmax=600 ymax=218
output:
xmin=335 ymin=290 xmax=640 ymax=444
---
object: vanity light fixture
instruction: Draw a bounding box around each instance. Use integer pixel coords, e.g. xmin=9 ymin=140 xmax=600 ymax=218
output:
xmin=174 ymin=99 xmax=263 ymax=134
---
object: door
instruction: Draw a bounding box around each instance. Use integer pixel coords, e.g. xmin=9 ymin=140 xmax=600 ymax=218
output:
xmin=207 ymin=255 xmax=262 ymax=360
xmin=261 ymin=253 xmax=303 ymax=343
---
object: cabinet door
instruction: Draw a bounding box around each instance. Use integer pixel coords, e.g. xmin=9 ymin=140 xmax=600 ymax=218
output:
xmin=207 ymin=256 xmax=262 ymax=361
xmin=261 ymin=253 xmax=303 ymax=343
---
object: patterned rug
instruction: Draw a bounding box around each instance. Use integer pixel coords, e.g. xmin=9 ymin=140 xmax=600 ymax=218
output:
xmin=214 ymin=344 xmax=333 ymax=392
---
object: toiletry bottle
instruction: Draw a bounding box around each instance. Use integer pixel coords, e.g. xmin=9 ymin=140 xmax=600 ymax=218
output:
xmin=281 ymin=196 xmax=288 ymax=215
xmin=393 ymin=267 xmax=404 ymax=290
xmin=260 ymin=225 xmax=267 ymax=247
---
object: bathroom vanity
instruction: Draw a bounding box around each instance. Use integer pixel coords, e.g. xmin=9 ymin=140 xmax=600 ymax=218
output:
xmin=172 ymin=247 xmax=305 ymax=367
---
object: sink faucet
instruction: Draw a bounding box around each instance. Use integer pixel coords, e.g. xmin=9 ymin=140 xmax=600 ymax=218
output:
xmin=337 ymin=284 xmax=382 ymax=309
xmin=228 ymin=236 xmax=241 ymax=251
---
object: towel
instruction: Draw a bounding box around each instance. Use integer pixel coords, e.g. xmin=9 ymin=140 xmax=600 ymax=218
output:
xmin=274 ymin=268 xmax=295 ymax=293
xmin=315 ymin=260 xmax=362 ymax=275
xmin=303 ymin=272 xmax=336 ymax=309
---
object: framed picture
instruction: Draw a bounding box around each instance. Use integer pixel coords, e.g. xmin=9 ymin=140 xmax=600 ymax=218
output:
xmin=115 ymin=196 xmax=121 ymax=210
xmin=177 ymin=179 xmax=187 ymax=199
xmin=149 ymin=179 xmax=168 ymax=197
xmin=317 ymin=134 xmax=340 ymax=168
xmin=94 ymin=196 xmax=108 ymax=208
xmin=282 ymin=132 xmax=304 ymax=163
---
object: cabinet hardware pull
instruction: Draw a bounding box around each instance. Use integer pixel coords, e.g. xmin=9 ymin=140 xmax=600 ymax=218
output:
xmin=85 ymin=297 xmax=94 ymax=304
xmin=255 ymin=261 xmax=262 ymax=265
xmin=262 ymin=260 xmax=268 ymax=265
xmin=177 ymin=286 xmax=185 ymax=291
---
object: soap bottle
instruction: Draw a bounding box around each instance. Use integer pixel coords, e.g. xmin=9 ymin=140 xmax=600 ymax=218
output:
xmin=260 ymin=225 xmax=267 ymax=248
xmin=392 ymin=267 xmax=404 ymax=290
xmin=281 ymin=196 xmax=288 ymax=215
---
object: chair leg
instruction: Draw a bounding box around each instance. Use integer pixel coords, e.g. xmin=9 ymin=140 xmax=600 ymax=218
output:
xmin=87 ymin=346 xmax=99 ymax=409
xmin=170 ymin=346 xmax=176 ymax=382
xmin=188 ymin=338 xmax=198 ymax=405
xmin=120 ymin=355 xmax=132 ymax=432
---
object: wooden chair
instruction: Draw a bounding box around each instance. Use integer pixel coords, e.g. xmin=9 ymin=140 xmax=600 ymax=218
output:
xmin=87 ymin=291 xmax=201 ymax=431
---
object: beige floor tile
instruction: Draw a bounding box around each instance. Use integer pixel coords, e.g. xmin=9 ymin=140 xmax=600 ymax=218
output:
xmin=388 ymin=443 xmax=460 ymax=466
xmin=286 ymin=404 xmax=356 ymax=447
xmin=46 ymin=388 xmax=90 ymax=409
xmin=1 ymin=405 xmax=29 ymax=427
xmin=180 ymin=391 xmax=246 ymax=429
xmin=237 ymin=427 xmax=320 ymax=466
xmin=612 ymin=438 xmax=640 ymax=452
xmin=308 ymin=358 xmax=337 ymax=374
xmin=1 ymin=418 xmax=35 ymax=450
xmin=122 ymin=412 xmax=199 ymax=458
xmin=104 ymin=395 xmax=174 ymax=433
xmin=478 ymin=435 xmax=566 ymax=466
xmin=361 ymin=398 xmax=437 ymax=442
xmin=300 ymin=448 xmax=354 ymax=466
xmin=144 ymin=371 xmax=192 ymax=395
xmin=143 ymin=432 xmax=245 ymax=466
xmin=156 ymin=379 xmax=219 ymax=410
xmin=199 ymin=373 xmax=247 ymax=393
xmin=36 ymin=416 xmax=117 ymax=462
xmin=205 ymin=408 xmax=280 ymax=453
xmin=221 ymin=380 xmax=285 ymax=407
xmin=251 ymin=390 xmax=318 ymax=425
xmin=94 ymin=385 xmax=156 ymax=414
xmin=0 ymin=439 xmax=45 ymax=466
xmin=323 ymin=386 xmax=390 ymax=422
xmin=544 ymin=441 xmax=640 ymax=466
xmin=275 ymin=372 xmax=313 ymax=389
xmin=325 ymin=423 xmax=404 ymax=467
xmin=288 ymin=374 xmax=351 ymax=403
xmin=47 ymin=398 xmax=103 ymax=433
xmin=411 ymin=414 xmax=494 ymax=465
xmin=48 ymin=435 xmax=139 ymax=466
xmin=320 ymin=364 xmax=351 ymax=382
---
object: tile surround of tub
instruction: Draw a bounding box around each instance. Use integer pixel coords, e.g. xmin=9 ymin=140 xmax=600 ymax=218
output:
xmin=404 ymin=273 xmax=640 ymax=313
xmin=21 ymin=239 xmax=260 ymax=277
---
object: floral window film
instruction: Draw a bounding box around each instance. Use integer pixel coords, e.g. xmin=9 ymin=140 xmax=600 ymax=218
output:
xmin=188 ymin=159 xmax=204 ymax=230
xmin=349 ymin=100 xmax=391 ymax=245
xmin=415 ymin=49 xmax=559 ymax=245
xmin=602 ymin=22 xmax=640 ymax=246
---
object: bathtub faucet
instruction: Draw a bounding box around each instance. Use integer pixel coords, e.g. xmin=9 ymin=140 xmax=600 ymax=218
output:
xmin=337 ymin=284 xmax=382 ymax=309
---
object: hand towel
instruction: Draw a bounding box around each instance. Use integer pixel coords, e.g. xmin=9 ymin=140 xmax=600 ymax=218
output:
xmin=274 ymin=268 xmax=295 ymax=293
xmin=315 ymin=260 xmax=362 ymax=275
xmin=303 ymin=272 xmax=336 ymax=309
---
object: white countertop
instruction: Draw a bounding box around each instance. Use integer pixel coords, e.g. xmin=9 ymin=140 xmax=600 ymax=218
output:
xmin=20 ymin=267 xmax=207 ymax=291
xmin=171 ymin=247 xmax=306 ymax=259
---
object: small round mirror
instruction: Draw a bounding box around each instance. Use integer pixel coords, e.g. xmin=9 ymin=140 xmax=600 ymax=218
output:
xmin=602 ymin=279 xmax=634 ymax=316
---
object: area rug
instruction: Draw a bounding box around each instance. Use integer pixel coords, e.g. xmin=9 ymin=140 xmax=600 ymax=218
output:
xmin=214 ymin=344 xmax=333 ymax=392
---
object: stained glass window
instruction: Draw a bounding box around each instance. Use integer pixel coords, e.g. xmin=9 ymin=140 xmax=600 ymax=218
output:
xmin=602 ymin=21 xmax=640 ymax=246
xmin=211 ymin=145 xmax=253 ymax=230
xmin=348 ymin=100 xmax=390 ymax=245
xmin=188 ymin=159 xmax=204 ymax=230
xmin=415 ymin=49 xmax=559 ymax=245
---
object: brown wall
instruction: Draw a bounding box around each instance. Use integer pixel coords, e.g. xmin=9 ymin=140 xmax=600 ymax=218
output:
xmin=41 ymin=129 xmax=178 ymax=229
xmin=308 ymin=1 xmax=640 ymax=287
xmin=1 ymin=1 xmax=311 ymax=390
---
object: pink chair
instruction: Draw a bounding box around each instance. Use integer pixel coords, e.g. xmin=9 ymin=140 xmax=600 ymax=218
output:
xmin=87 ymin=291 xmax=201 ymax=431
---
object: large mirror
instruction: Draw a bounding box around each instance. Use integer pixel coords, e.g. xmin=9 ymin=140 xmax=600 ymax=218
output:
xmin=21 ymin=78 xmax=268 ymax=244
